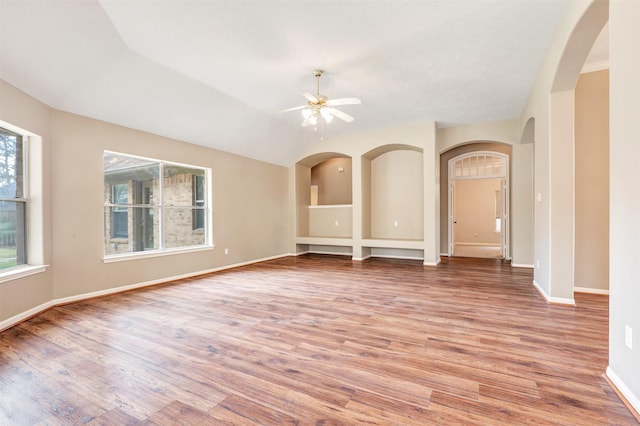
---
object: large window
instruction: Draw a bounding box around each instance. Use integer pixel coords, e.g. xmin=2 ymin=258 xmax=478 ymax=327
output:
xmin=103 ymin=151 xmax=210 ymax=258
xmin=0 ymin=128 xmax=26 ymax=270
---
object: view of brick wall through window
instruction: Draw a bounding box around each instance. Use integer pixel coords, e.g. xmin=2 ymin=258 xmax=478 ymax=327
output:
xmin=103 ymin=152 xmax=206 ymax=256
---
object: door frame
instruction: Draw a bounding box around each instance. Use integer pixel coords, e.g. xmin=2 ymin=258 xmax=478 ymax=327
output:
xmin=447 ymin=151 xmax=510 ymax=259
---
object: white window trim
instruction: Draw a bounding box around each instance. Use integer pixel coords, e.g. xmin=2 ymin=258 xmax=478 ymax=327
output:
xmin=0 ymin=264 xmax=48 ymax=284
xmin=103 ymin=151 xmax=213 ymax=261
xmin=103 ymin=245 xmax=214 ymax=263
xmin=0 ymin=121 xmax=45 ymax=283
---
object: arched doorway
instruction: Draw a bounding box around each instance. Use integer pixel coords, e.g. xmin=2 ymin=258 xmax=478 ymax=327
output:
xmin=448 ymin=151 xmax=509 ymax=259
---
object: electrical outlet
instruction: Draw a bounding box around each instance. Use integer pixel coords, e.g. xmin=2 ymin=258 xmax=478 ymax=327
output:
xmin=625 ymin=325 xmax=633 ymax=349
xmin=536 ymin=259 xmax=540 ymax=269
xmin=335 ymin=220 xmax=339 ymax=226
xmin=393 ymin=221 xmax=399 ymax=227
xmin=224 ymin=248 xmax=229 ymax=255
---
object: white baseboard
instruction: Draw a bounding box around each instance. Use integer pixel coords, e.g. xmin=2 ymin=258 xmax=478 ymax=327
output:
xmin=532 ymin=280 xmax=549 ymax=301
xmin=352 ymin=256 xmax=371 ymax=261
xmin=0 ymin=300 xmax=56 ymax=332
xmin=305 ymin=250 xmax=353 ymax=256
xmin=606 ymin=366 xmax=640 ymax=416
xmin=424 ymin=258 xmax=441 ymax=266
xmin=549 ymin=296 xmax=576 ymax=305
xmin=531 ymin=280 xmax=575 ymax=305
xmin=511 ymin=263 xmax=534 ymax=268
xmin=574 ymin=286 xmax=609 ymax=295
xmin=0 ymin=253 xmax=292 ymax=332
xmin=372 ymin=254 xmax=423 ymax=261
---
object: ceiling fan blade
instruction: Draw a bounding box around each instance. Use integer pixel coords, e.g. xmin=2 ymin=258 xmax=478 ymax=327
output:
xmin=325 ymin=97 xmax=361 ymax=106
xmin=303 ymin=92 xmax=319 ymax=103
xmin=279 ymin=105 xmax=306 ymax=113
xmin=329 ymin=108 xmax=355 ymax=123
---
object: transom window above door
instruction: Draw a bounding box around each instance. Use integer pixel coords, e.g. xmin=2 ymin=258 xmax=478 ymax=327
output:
xmin=451 ymin=153 xmax=506 ymax=179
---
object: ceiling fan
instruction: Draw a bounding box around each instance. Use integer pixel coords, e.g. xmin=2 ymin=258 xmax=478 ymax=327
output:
xmin=282 ymin=70 xmax=361 ymax=127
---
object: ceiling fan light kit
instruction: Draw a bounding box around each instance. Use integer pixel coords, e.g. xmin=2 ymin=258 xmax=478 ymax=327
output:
xmin=284 ymin=69 xmax=361 ymax=128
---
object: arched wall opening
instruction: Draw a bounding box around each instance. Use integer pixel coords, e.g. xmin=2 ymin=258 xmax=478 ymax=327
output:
xmin=550 ymin=0 xmax=608 ymax=296
xmin=439 ymin=142 xmax=512 ymax=256
xmin=448 ymin=151 xmax=509 ymax=259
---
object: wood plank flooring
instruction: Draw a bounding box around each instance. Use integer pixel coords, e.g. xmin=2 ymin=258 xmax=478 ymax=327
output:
xmin=1 ymin=255 xmax=637 ymax=425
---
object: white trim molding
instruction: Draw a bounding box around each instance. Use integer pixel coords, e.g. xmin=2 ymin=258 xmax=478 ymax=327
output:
xmin=607 ymin=366 xmax=640 ymax=416
xmin=582 ymin=60 xmax=609 ymax=74
xmin=532 ymin=280 xmax=548 ymax=300
xmin=574 ymin=286 xmax=609 ymax=295
xmin=511 ymin=263 xmax=534 ymax=269
xmin=549 ymin=296 xmax=576 ymax=306
xmin=0 ymin=253 xmax=290 ymax=332
xmin=532 ymin=280 xmax=576 ymax=305
xmin=0 ymin=264 xmax=48 ymax=284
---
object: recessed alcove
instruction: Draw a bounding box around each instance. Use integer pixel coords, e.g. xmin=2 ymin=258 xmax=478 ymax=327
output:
xmin=295 ymin=153 xmax=353 ymax=255
xmin=361 ymin=144 xmax=424 ymax=259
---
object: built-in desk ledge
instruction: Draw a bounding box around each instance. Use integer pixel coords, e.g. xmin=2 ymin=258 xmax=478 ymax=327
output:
xmin=361 ymin=239 xmax=425 ymax=250
xmin=295 ymin=236 xmax=353 ymax=245
xmin=308 ymin=204 xmax=352 ymax=209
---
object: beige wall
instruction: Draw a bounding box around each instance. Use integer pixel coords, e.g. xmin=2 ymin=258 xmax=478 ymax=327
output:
xmin=50 ymin=110 xmax=289 ymax=299
xmin=0 ymin=81 xmax=53 ymax=322
xmin=0 ymin=80 xmax=290 ymax=325
xmin=609 ymin=0 xmax=640 ymax=408
xmin=370 ymin=149 xmax=424 ymax=240
xmin=520 ymin=0 xmax=608 ymax=303
xmin=574 ymin=69 xmax=609 ymax=291
xmin=453 ymin=178 xmax=502 ymax=245
xmin=308 ymin=206 xmax=353 ymax=237
xmin=310 ymin=157 xmax=352 ymax=205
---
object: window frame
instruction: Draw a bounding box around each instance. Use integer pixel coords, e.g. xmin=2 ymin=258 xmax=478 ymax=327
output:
xmin=0 ymin=121 xmax=47 ymax=283
xmin=192 ymin=174 xmax=205 ymax=231
xmin=103 ymin=151 xmax=213 ymax=262
xmin=110 ymin=183 xmax=129 ymax=239
xmin=0 ymin=127 xmax=28 ymax=270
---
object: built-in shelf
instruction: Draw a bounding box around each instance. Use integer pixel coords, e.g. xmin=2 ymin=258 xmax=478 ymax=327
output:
xmin=295 ymin=237 xmax=353 ymax=246
xmin=308 ymin=204 xmax=352 ymax=209
xmin=361 ymin=238 xmax=424 ymax=250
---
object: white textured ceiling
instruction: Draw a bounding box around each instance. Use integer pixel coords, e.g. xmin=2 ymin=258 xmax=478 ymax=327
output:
xmin=0 ymin=0 xmax=567 ymax=165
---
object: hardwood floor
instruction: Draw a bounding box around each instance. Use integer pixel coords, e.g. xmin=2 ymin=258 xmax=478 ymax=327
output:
xmin=1 ymin=255 xmax=637 ymax=425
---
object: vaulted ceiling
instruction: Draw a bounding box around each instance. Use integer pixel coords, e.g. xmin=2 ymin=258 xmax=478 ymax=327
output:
xmin=1 ymin=0 xmax=568 ymax=165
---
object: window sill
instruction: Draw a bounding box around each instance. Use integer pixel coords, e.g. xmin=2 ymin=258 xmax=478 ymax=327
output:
xmin=103 ymin=245 xmax=214 ymax=263
xmin=0 ymin=264 xmax=49 ymax=284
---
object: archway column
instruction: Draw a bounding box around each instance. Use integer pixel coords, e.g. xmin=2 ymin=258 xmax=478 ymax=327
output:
xmin=547 ymin=90 xmax=575 ymax=304
xmin=351 ymin=155 xmax=364 ymax=260
xmin=424 ymin=122 xmax=439 ymax=265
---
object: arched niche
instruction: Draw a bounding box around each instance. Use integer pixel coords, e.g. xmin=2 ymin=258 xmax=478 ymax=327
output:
xmin=521 ymin=117 xmax=535 ymax=145
xmin=362 ymin=144 xmax=424 ymax=241
xmin=295 ymin=152 xmax=353 ymax=239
